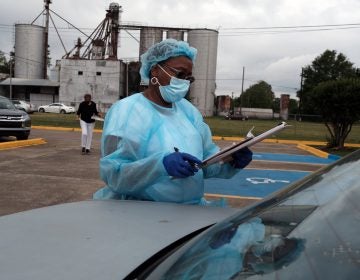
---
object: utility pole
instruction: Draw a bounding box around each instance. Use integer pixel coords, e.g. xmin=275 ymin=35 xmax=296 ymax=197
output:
xmin=43 ymin=0 xmax=51 ymax=79
xmin=9 ymin=51 xmax=14 ymax=100
xmin=231 ymin=91 xmax=234 ymax=114
xmin=240 ymin=66 xmax=245 ymax=112
xmin=241 ymin=66 xmax=245 ymax=95
xmin=298 ymin=68 xmax=304 ymax=121
xmin=9 ymin=59 xmax=12 ymax=100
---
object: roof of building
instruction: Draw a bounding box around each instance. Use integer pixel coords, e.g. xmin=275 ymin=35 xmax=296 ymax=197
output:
xmin=0 ymin=78 xmax=59 ymax=87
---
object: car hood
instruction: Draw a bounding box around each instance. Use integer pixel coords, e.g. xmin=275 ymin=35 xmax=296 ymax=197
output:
xmin=0 ymin=108 xmax=27 ymax=116
xmin=0 ymin=200 xmax=238 ymax=280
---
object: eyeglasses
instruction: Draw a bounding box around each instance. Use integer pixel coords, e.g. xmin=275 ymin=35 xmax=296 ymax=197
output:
xmin=161 ymin=64 xmax=195 ymax=83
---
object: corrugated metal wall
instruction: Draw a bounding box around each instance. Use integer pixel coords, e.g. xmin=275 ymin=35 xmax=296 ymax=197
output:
xmin=188 ymin=29 xmax=218 ymax=116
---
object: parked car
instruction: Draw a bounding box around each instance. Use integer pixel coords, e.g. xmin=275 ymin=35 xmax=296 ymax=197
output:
xmin=0 ymin=96 xmax=31 ymax=140
xmin=12 ymin=100 xmax=37 ymax=114
xmin=225 ymin=112 xmax=249 ymax=120
xmin=38 ymin=103 xmax=75 ymax=114
xmin=1 ymin=150 xmax=360 ymax=279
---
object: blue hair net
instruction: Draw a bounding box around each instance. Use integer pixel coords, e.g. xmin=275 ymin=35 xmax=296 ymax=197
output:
xmin=139 ymin=39 xmax=197 ymax=84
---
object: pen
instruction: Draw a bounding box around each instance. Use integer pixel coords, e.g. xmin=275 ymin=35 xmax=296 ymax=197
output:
xmin=174 ymin=147 xmax=202 ymax=169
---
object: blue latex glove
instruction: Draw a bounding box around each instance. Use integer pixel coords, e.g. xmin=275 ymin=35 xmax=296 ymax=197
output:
xmin=231 ymin=147 xmax=253 ymax=169
xmin=163 ymin=152 xmax=202 ymax=178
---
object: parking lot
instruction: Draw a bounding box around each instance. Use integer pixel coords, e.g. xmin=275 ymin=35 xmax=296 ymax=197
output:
xmin=0 ymin=128 xmax=331 ymax=216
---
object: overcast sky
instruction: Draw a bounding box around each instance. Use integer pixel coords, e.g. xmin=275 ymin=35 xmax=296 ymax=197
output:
xmin=1 ymin=0 xmax=360 ymax=98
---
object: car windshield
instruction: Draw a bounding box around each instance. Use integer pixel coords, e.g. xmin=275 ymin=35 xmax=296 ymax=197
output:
xmin=152 ymin=150 xmax=360 ymax=280
xmin=0 ymin=98 xmax=16 ymax=110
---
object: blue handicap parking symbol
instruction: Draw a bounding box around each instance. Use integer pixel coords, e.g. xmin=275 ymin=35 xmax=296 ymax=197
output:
xmin=205 ymin=169 xmax=310 ymax=198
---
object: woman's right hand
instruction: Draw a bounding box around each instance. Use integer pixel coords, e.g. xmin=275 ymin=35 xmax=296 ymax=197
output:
xmin=163 ymin=152 xmax=202 ymax=178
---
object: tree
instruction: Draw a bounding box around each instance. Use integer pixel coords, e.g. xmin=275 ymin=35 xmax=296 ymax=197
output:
xmin=299 ymin=50 xmax=359 ymax=115
xmin=0 ymin=51 xmax=10 ymax=74
xmin=233 ymin=96 xmax=241 ymax=108
xmin=289 ymin=98 xmax=298 ymax=115
xmin=240 ymin=81 xmax=274 ymax=108
xmin=272 ymin=98 xmax=280 ymax=113
xmin=312 ymin=78 xmax=360 ymax=149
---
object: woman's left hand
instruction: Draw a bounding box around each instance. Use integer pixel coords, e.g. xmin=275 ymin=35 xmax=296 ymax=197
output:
xmin=231 ymin=147 xmax=253 ymax=169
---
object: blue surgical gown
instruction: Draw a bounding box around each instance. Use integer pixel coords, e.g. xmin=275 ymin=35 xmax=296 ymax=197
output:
xmin=94 ymin=93 xmax=239 ymax=204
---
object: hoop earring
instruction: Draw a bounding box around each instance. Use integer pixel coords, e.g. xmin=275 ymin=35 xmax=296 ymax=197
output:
xmin=151 ymin=77 xmax=159 ymax=85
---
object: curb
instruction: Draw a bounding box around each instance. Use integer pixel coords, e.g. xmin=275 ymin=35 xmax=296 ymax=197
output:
xmin=212 ymin=136 xmax=360 ymax=148
xmin=32 ymin=126 xmax=103 ymax=133
xmin=297 ymin=143 xmax=330 ymax=158
xmin=30 ymin=126 xmax=360 ymax=148
xmin=0 ymin=138 xmax=47 ymax=150
xmin=297 ymin=143 xmax=341 ymax=160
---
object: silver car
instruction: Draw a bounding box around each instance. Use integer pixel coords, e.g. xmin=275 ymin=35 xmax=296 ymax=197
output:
xmin=1 ymin=150 xmax=359 ymax=279
xmin=0 ymin=96 xmax=31 ymax=140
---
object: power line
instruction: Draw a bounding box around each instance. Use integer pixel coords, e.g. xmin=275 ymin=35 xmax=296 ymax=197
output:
xmin=220 ymin=22 xmax=360 ymax=30
xmin=1 ymin=22 xmax=360 ymax=37
xmin=1 ymin=50 xmax=299 ymax=90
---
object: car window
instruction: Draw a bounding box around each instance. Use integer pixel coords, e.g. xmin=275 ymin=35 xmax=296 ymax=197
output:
xmin=12 ymin=100 xmax=20 ymax=104
xmin=151 ymin=151 xmax=360 ymax=280
xmin=0 ymin=99 xmax=16 ymax=110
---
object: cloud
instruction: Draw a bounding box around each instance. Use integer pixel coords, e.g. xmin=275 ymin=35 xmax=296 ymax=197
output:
xmin=1 ymin=0 xmax=360 ymax=100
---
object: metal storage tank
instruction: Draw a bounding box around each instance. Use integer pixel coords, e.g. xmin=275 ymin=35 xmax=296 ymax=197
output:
xmin=139 ymin=27 xmax=163 ymax=56
xmin=166 ymin=30 xmax=184 ymax=41
xmin=187 ymin=29 xmax=218 ymax=116
xmin=14 ymin=24 xmax=45 ymax=79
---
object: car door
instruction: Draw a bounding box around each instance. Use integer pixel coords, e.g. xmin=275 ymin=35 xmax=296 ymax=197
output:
xmin=49 ymin=103 xmax=60 ymax=113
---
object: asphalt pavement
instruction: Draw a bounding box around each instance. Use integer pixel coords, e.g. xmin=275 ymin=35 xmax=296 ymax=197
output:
xmin=0 ymin=128 xmax=326 ymax=216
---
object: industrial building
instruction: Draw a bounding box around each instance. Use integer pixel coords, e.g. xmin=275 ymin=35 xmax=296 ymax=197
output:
xmin=59 ymin=59 xmax=125 ymax=112
xmin=0 ymin=1 xmax=219 ymax=116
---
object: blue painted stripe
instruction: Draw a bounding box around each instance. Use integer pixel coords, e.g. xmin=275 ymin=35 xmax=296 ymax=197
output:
xmin=205 ymin=169 xmax=310 ymax=198
xmin=253 ymin=152 xmax=337 ymax=164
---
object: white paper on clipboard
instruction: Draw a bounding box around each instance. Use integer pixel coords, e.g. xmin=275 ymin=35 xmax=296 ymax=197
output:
xmin=202 ymin=121 xmax=289 ymax=168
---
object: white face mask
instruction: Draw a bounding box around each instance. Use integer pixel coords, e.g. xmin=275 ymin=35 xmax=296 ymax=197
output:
xmin=157 ymin=64 xmax=190 ymax=103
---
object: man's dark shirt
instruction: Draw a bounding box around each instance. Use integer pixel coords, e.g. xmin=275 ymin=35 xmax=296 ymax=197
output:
xmin=77 ymin=101 xmax=99 ymax=123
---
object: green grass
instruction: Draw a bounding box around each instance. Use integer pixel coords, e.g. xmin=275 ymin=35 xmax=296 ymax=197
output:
xmin=30 ymin=112 xmax=104 ymax=130
xmin=30 ymin=113 xmax=360 ymax=144
xmin=204 ymin=117 xmax=360 ymax=144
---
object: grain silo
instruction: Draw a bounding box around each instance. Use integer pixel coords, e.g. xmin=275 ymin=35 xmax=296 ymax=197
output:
xmin=187 ymin=29 xmax=218 ymax=116
xmin=166 ymin=30 xmax=184 ymax=41
xmin=139 ymin=27 xmax=163 ymax=56
xmin=14 ymin=24 xmax=45 ymax=79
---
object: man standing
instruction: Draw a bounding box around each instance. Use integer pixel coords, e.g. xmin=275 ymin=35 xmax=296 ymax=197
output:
xmin=77 ymin=94 xmax=101 ymax=155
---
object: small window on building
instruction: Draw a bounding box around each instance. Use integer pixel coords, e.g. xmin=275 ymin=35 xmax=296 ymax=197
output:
xmin=78 ymin=71 xmax=83 ymax=75
xmin=96 ymin=72 xmax=102 ymax=76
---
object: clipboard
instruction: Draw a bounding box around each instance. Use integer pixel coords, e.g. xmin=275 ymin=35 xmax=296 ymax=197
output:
xmin=202 ymin=121 xmax=289 ymax=168
xmin=91 ymin=115 xmax=105 ymax=122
